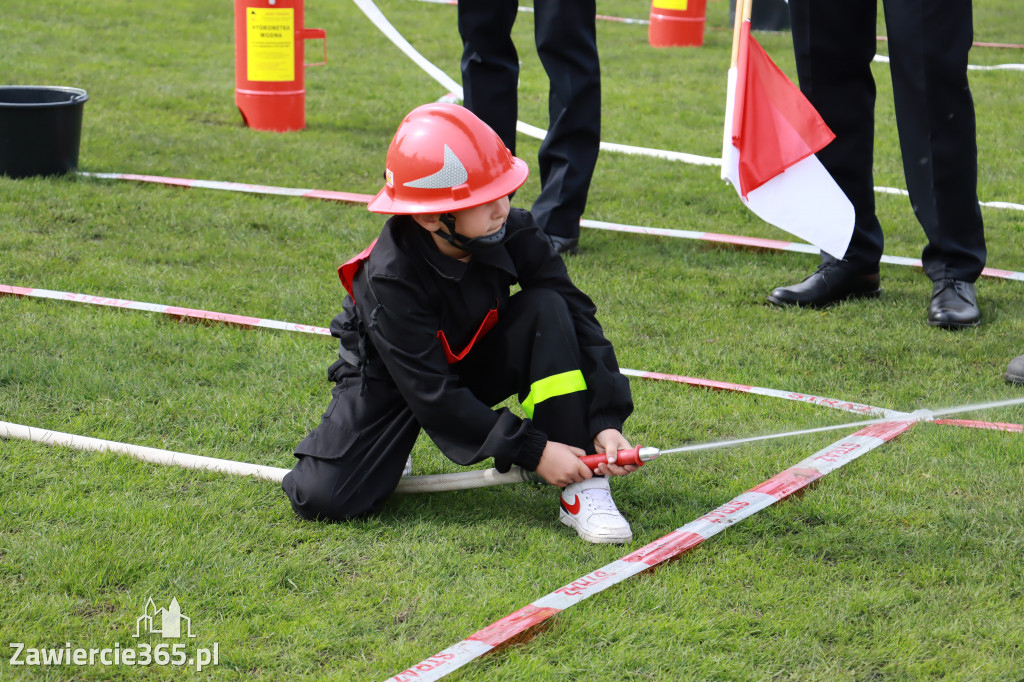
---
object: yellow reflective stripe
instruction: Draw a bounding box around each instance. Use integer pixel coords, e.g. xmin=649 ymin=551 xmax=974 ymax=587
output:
xmin=521 ymin=370 xmax=587 ymax=419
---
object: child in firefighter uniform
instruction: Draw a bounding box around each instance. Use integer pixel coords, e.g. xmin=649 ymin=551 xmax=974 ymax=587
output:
xmin=283 ymin=103 xmax=637 ymax=544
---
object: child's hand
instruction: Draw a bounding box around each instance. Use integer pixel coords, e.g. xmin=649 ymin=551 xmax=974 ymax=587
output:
xmin=592 ymin=429 xmax=640 ymax=477
xmin=536 ymin=441 xmax=592 ymax=487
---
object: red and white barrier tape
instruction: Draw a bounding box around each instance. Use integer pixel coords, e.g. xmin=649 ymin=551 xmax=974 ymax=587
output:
xmin=618 ymin=369 xmax=906 ymax=418
xmin=873 ymin=54 xmax=1024 ymax=71
xmin=80 ymin=172 xmax=375 ymax=205
xmin=76 ymin=173 xmax=1024 ymax=281
xmin=0 ymin=284 xmax=333 ymax=336
xmin=932 ymin=419 xmax=1023 ymax=433
xmin=871 ymin=185 xmax=1024 ymax=213
xmin=579 ymin=219 xmax=1024 ymax=281
xmin=2 ymin=283 xmax=917 ymax=421
xmin=383 ymin=419 xmax=918 ymax=682
xmin=7 ymin=283 xmax=1020 ymax=435
xmin=877 ymin=35 xmax=1024 ymax=50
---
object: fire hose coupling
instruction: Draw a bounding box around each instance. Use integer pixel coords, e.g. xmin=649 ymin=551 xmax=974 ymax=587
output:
xmin=518 ymin=467 xmax=546 ymax=484
xmin=579 ymin=446 xmax=663 ymax=471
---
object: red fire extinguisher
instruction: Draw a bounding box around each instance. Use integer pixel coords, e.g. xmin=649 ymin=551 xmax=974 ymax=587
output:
xmin=234 ymin=0 xmax=327 ymax=132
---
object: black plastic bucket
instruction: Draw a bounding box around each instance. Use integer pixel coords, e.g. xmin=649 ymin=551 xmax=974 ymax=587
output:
xmin=0 ymin=86 xmax=89 ymax=178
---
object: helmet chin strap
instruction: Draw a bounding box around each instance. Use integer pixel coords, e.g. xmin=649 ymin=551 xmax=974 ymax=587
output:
xmin=438 ymin=213 xmax=506 ymax=252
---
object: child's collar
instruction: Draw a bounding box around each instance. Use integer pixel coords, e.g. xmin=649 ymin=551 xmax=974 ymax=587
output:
xmin=408 ymin=218 xmax=518 ymax=281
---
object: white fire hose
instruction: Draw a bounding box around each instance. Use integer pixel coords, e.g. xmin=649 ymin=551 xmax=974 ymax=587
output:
xmin=6 ymin=394 xmax=1022 ymax=494
xmin=0 ymin=421 xmax=538 ymax=494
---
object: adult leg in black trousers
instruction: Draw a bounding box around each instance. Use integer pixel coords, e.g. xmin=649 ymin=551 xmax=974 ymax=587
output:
xmin=885 ymin=0 xmax=984 ymax=327
xmin=530 ymin=0 xmax=601 ymax=245
xmin=767 ymin=0 xmax=884 ymax=309
xmin=791 ymin=0 xmax=883 ymax=274
xmin=458 ymin=0 xmax=601 ymax=252
xmin=882 ymin=0 xmax=985 ymax=283
xmin=457 ymin=0 xmax=519 ymax=153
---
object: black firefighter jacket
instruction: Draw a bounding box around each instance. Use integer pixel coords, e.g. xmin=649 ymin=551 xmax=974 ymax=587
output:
xmin=329 ymin=208 xmax=633 ymax=474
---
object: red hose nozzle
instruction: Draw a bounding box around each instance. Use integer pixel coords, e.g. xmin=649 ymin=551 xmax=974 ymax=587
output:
xmin=579 ymin=446 xmax=661 ymax=471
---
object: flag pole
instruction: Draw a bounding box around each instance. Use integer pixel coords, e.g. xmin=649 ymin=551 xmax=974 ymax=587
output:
xmin=731 ymin=0 xmax=751 ymax=68
xmin=724 ymin=0 xmax=751 ymax=167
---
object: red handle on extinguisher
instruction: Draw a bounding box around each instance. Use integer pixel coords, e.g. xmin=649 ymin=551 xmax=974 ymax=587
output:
xmin=297 ymin=28 xmax=327 ymax=67
xmin=579 ymin=445 xmax=646 ymax=471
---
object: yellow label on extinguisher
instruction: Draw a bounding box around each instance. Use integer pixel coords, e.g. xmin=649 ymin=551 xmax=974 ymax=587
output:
xmin=246 ymin=7 xmax=295 ymax=82
xmin=653 ymin=0 xmax=688 ymax=9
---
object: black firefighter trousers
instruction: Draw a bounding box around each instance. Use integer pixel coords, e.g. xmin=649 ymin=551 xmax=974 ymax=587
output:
xmin=283 ymin=288 xmax=594 ymax=522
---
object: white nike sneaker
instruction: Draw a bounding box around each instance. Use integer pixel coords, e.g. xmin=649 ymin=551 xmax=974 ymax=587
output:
xmin=559 ymin=477 xmax=632 ymax=544
xmin=402 ymin=456 xmax=413 ymax=477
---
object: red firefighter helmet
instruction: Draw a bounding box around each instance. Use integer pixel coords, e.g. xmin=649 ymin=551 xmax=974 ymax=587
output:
xmin=367 ymin=103 xmax=529 ymax=215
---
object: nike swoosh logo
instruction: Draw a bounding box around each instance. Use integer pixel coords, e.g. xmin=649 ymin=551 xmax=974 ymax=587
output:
xmin=561 ymin=495 xmax=581 ymax=515
xmin=403 ymin=144 xmax=468 ymax=189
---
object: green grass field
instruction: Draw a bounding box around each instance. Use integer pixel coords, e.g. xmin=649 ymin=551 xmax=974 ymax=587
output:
xmin=2 ymin=0 xmax=1023 ymax=679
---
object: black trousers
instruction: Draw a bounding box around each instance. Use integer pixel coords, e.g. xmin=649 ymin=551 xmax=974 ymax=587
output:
xmin=789 ymin=0 xmax=986 ymax=281
xmin=457 ymin=0 xmax=601 ymax=240
xmin=284 ymin=288 xmax=593 ymax=521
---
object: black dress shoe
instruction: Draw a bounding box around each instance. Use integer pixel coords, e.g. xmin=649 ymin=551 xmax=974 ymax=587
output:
xmin=1007 ymin=354 xmax=1024 ymax=385
xmin=927 ymin=278 xmax=980 ymax=329
xmin=767 ymin=262 xmax=880 ymax=308
xmin=545 ymin=233 xmax=579 ymax=256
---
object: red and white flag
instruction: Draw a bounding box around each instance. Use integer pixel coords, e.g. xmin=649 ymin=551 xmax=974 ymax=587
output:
xmin=721 ymin=20 xmax=854 ymax=259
